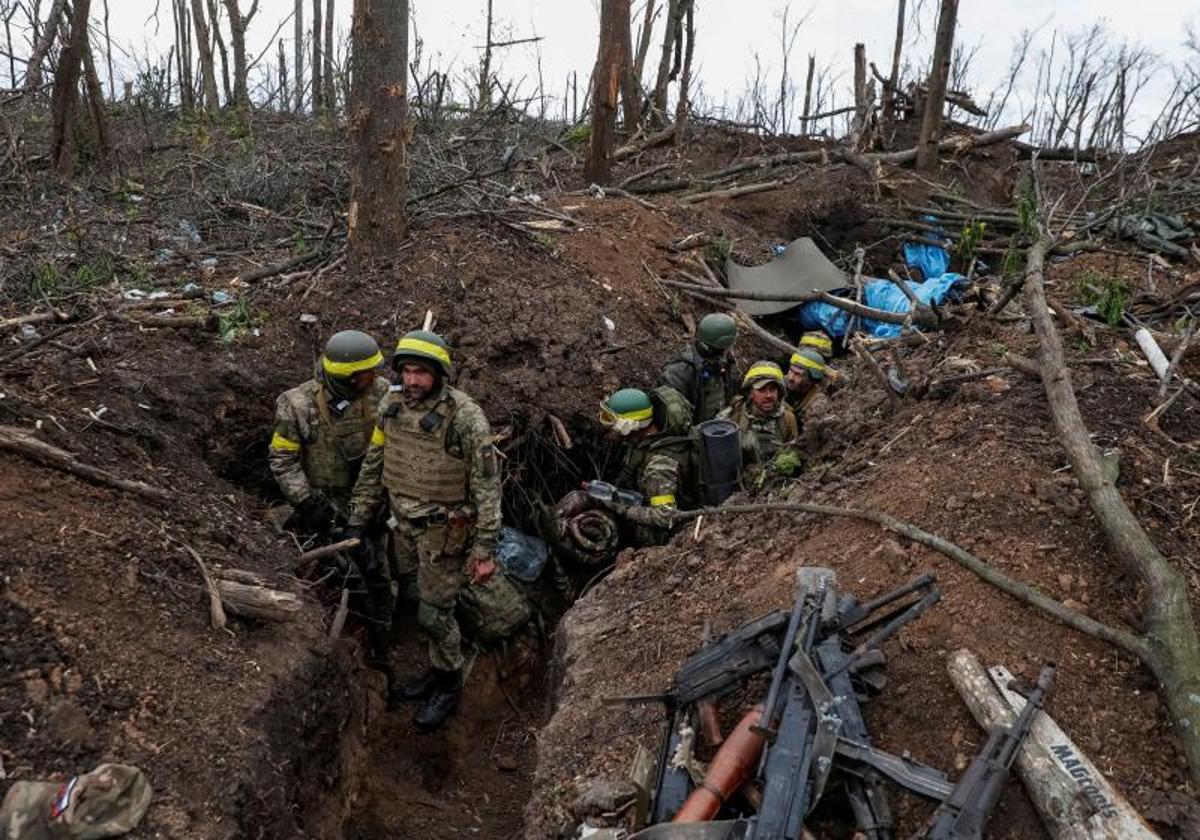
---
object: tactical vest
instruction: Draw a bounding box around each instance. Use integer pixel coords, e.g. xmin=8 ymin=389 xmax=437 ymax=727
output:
xmin=614 ymin=386 xmax=698 ymax=510
xmin=304 ymin=384 xmax=377 ymax=497
xmin=731 ymin=398 xmax=797 ymax=463
xmin=380 ymin=390 xmax=469 ymax=505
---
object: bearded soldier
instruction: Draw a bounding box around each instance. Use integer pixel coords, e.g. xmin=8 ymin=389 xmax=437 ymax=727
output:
xmin=347 ymin=330 xmax=515 ymax=732
xmin=723 ymin=361 xmax=799 ymax=471
xmin=268 ymin=330 xmax=395 ymax=666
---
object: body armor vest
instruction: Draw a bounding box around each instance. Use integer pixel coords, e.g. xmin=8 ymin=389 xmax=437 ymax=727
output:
xmin=381 ymin=390 xmax=469 ymax=505
xmin=304 ymin=385 xmax=376 ymax=499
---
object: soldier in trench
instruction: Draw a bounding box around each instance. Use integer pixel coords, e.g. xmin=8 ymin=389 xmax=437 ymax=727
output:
xmin=268 ymin=330 xmax=398 ymax=674
xmin=346 ymin=329 xmax=528 ymax=732
xmin=657 ymin=312 xmax=740 ymax=423
xmin=720 ymin=360 xmax=801 ymax=481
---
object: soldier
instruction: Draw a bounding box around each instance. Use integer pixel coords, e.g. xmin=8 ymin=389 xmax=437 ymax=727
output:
xmin=657 ymin=313 xmax=739 ymax=423
xmin=786 ymin=346 xmax=840 ymax=453
xmin=595 ymin=386 xmax=695 ymax=547
xmin=268 ymin=330 xmax=395 ymax=664
xmin=799 ymin=329 xmax=835 ymax=360
xmin=722 ymin=361 xmax=799 ymax=471
xmin=346 ymin=330 xmax=508 ymax=732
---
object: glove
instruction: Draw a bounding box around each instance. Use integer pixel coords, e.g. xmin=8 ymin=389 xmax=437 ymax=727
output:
xmin=296 ymin=493 xmax=338 ymax=534
xmin=342 ymin=526 xmax=379 ymax=577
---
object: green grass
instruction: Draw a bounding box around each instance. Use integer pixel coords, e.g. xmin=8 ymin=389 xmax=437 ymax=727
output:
xmin=1076 ymin=268 xmax=1129 ymax=327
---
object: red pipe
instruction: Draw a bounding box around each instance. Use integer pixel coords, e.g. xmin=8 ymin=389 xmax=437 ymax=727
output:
xmin=673 ymin=706 xmax=765 ymax=823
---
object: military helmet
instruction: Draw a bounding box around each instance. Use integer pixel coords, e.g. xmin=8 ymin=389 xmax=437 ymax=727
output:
xmin=799 ymin=330 xmax=834 ymax=360
xmin=743 ymin=360 xmax=785 ymax=391
xmin=322 ymin=330 xmax=383 ymax=378
xmin=696 ymin=313 xmax=738 ymax=353
xmin=789 ymin=347 xmax=827 ymax=380
xmin=599 ymin=388 xmax=654 ymax=436
xmin=393 ymin=329 xmax=453 ymax=377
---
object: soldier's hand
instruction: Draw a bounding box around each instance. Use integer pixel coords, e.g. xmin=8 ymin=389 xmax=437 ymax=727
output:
xmin=469 ymin=549 xmax=497 ymax=585
xmin=343 ymin=526 xmax=379 ymax=576
xmin=296 ymin=493 xmax=337 ymax=534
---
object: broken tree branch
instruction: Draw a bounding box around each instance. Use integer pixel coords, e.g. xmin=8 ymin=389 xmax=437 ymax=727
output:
xmin=181 ymin=543 xmax=228 ymax=630
xmin=0 ymin=426 xmax=171 ymax=502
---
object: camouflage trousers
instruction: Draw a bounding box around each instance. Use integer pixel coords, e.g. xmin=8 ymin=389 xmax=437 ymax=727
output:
xmin=392 ymin=518 xmax=530 ymax=672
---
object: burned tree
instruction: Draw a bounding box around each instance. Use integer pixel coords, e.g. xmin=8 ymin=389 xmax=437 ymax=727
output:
xmin=348 ymin=0 xmax=409 ymax=265
xmin=24 ymin=0 xmax=67 ymax=92
xmin=311 ymin=0 xmax=323 ymax=113
xmin=916 ymin=0 xmax=958 ymax=170
xmin=323 ymin=0 xmax=335 ymax=110
xmin=585 ymin=0 xmax=631 ymax=184
xmin=294 ymin=0 xmax=304 ymax=111
xmin=48 ymin=0 xmax=91 ymax=176
xmin=191 ymin=0 xmax=220 ymax=112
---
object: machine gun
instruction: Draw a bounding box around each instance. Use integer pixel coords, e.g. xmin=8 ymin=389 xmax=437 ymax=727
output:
xmin=921 ymin=663 xmax=1057 ymax=840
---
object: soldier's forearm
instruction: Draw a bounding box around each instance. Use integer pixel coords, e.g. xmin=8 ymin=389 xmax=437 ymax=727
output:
xmin=622 ymin=503 xmax=676 ymax=530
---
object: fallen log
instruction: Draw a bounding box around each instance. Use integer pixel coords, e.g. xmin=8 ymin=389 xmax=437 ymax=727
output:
xmin=0 ymin=425 xmax=171 ymax=502
xmin=947 ymin=649 xmax=1159 ymax=840
xmin=236 ymin=250 xmax=323 ymax=284
xmin=613 ymin=125 xmax=676 ymax=161
xmin=0 ymin=310 xmax=70 ymax=331
xmin=1024 ymin=232 xmax=1200 ymax=784
xmin=680 ymin=177 xmax=796 ymax=205
xmin=213 ymin=578 xmax=302 ymax=622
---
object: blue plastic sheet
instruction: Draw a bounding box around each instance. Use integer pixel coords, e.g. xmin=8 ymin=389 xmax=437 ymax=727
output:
xmin=903 ymin=241 xmax=950 ymax=280
xmin=495 ymin=526 xmax=548 ymax=583
xmin=796 ymin=273 xmax=966 ymax=339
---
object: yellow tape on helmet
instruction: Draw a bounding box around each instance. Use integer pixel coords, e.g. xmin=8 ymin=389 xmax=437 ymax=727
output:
xmin=321 ymin=351 xmax=384 ymax=377
xmin=395 ymin=337 xmax=451 ymax=365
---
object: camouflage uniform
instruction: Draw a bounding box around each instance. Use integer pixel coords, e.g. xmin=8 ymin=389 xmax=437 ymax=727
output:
xmin=611 ymin=387 xmax=695 ymax=546
xmin=269 ymin=372 xmax=397 ymax=627
xmin=657 ymin=342 xmax=737 ymax=424
xmin=724 ymin=396 xmax=799 ymax=466
xmin=349 ymin=383 xmax=504 ymax=672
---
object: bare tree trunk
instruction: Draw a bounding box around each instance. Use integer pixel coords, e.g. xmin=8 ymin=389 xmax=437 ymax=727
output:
xmin=881 ymin=0 xmax=905 ymax=134
xmin=173 ymin=0 xmax=195 ymax=111
xmin=619 ymin=0 xmax=640 ymax=129
xmin=915 ymin=0 xmax=958 ymax=170
xmin=4 ymin=7 xmax=15 ymax=88
xmin=671 ymin=0 xmax=693 ymax=145
xmin=800 ymin=54 xmax=815 ymax=134
xmin=586 ymin=0 xmax=629 ymax=183
xmin=348 ymin=0 xmax=409 ymax=266
xmin=23 ymin=0 xmax=67 ymax=92
xmin=221 ymin=0 xmax=251 ymax=112
xmin=1023 ymin=232 xmax=1200 ymax=785
xmin=633 ymin=0 xmax=656 ymax=83
xmin=81 ymin=38 xmax=112 ymax=165
xmin=207 ymin=0 xmax=232 ymax=106
xmin=102 ymin=0 xmax=114 ymax=100
xmin=191 ymin=0 xmax=220 ymax=112
xmin=49 ymin=0 xmax=90 ymax=177
xmin=311 ymin=0 xmax=323 ymax=113
xmin=294 ymin=0 xmax=304 ymax=111
xmin=852 ymin=42 xmax=867 ymax=149
xmin=277 ymin=37 xmax=288 ymax=110
xmin=324 ymin=0 xmax=335 ymax=111
xmin=651 ymin=0 xmax=681 ymax=118
xmin=476 ymin=0 xmax=493 ymax=112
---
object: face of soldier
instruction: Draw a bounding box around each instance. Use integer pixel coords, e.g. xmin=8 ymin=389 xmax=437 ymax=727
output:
xmin=401 ymin=363 xmax=436 ymax=400
xmin=750 ymin=383 xmax=781 ymax=413
xmin=786 ymin=366 xmax=814 ymax=395
xmin=348 ymin=369 xmax=377 ymax=394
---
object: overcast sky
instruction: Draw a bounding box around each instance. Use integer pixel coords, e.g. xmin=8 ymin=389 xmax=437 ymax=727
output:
xmin=35 ymin=1 xmax=1200 ymax=133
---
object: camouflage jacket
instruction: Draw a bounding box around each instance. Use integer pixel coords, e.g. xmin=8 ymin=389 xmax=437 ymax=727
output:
xmin=723 ymin=396 xmax=799 ymax=464
xmin=348 ymin=384 xmax=502 ymax=553
xmin=657 ymin=343 xmax=737 ymax=424
xmin=268 ymin=375 xmax=391 ymax=512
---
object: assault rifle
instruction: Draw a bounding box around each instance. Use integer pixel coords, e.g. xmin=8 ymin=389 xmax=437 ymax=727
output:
xmin=921 ymin=663 xmax=1057 ymax=840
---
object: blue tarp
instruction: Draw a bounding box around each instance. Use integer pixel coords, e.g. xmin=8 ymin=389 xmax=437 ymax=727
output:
xmin=797 ymin=273 xmax=966 ymax=338
xmin=496 ymin=526 xmax=548 ymax=583
xmin=903 ymin=241 xmax=951 ymax=280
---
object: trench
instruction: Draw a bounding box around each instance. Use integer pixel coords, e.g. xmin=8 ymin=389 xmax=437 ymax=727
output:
xmin=206 ymin=400 xmax=613 ymax=838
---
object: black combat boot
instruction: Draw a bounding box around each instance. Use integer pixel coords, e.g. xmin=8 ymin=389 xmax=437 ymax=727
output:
xmin=413 ymin=669 xmax=462 ymax=732
xmin=390 ymin=669 xmax=440 ymax=707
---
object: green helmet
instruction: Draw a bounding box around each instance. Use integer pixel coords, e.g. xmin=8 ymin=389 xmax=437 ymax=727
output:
xmin=393 ymin=329 xmax=453 ymax=377
xmin=743 ymin=360 xmax=785 ymax=391
xmin=322 ymin=330 xmax=383 ymax=378
xmin=697 ymin=313 xmax=738 ymax=353
xmin=789 ymin=347 xmax=827 ymax=380
xmin=599 ymin=388 xmax=654 ymax=435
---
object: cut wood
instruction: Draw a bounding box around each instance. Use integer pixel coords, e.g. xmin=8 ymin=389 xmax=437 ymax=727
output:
xmin=214 ymin=579 xmax=301 ymax=622
xmin=0 ymin=310 xmax=70 ymax=331
xmin=0 ymin=426 xmax=171 ymax=502
xmin=236 ymin=250 xmax=323 ymax=283
xmin=947 ymin=649 xmax=1159 ymax=840
xmin=613 ymin=124 xmax=675 ymax=160
xmin=681 ymin=177 xmax=795 ymax=206
xmin=121 ymin=314 xmax=218 ymax=331
xmin=296 ymin=537 xmax=361 ymax=569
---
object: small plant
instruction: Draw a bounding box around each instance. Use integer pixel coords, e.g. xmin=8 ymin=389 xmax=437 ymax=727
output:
xmin=31 ymin=261 xmax=61 ymax=297
xmin=1001 ymin=247 xmax=1023 ymax=282
xmin=703 ymin=236 xmax=733 ymax=266
xmin=1015 ymin=191 xmax=1037 ymax=238
xmin=1076 ymin=268 xmax=1129 ymax=327
xmin=560 ymin=123 xmax=590 ymax=148
xmin=528 ymin=232 xmax=556 ymax=254
xmin=768 ymin=448 xmax=803 ymax=477
xmin=218 ymin=298 xmax=259 ymax=342
xmin=955 ymin=220 xmax=986 ymax=268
